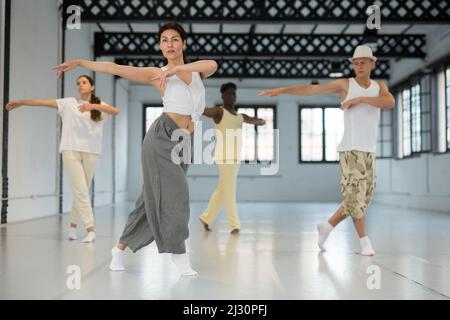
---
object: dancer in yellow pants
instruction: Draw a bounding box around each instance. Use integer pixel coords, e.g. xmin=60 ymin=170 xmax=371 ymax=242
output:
xmin=201 ymin=82 xmax=265 ymax=234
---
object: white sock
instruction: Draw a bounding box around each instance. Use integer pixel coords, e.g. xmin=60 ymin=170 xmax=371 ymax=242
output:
xmin=171 ymin=253 xmax=198 ymax=277
xmin=68 ymin=227 xmax=78 ymax=240
xmin=109 ymin=247 xmax=125 ymax=271
xmin=82 ymin=231 xmax=96 ymax=243
xmin=360 ymin=236 xmax=375 ymax=256
xmin=317 ymin=222 xmax=334 ymax=252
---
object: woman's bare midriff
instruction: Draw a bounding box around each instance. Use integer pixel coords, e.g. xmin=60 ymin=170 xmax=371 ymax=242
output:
xmin=164 ymin=112 xmax=195 ymax=134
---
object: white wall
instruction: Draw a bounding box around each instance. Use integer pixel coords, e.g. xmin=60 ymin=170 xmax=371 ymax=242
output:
xmin=61 ymin=17 xmax=93 ymax=213
xmin=63 ymin=39 xmax=129 ymax=211
xmin=3 ymin=4 xmax=449 ymax=222
xmin=4 ymin=0 xmax=129 ymax=223
xmin=0 ymin=0 xmax=5 ymax=175
xmin=375 ymin=154 xmax=450 ymax=212
xmin=127 ymin=79 xmax=343 ymax=202
xmin=90 ymin=60 xmax=114 ymax=207
xmin=126 ymin=26 xmax=450 ymax=212
xmin=374 ymin=25 xmax=450 ymax=213
xmin=7 ymin=0 xmax=60 ymax=223
xmin=113 ymin=78 xmax=129 ymax=203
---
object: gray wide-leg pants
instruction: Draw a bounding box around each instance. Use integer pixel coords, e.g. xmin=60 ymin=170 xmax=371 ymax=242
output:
xmin=119 ymin=113 xmax=192 ymax=254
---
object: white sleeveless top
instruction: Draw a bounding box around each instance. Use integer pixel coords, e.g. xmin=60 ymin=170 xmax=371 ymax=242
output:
xmin=160 ymin=66 xmax=206 ymax=121
xmin=337 ymin=78 xmax=380 ymax=153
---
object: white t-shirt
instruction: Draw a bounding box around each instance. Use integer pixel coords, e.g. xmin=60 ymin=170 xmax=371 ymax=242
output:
xmin=56 ymin=97 xmax=110 ymax=155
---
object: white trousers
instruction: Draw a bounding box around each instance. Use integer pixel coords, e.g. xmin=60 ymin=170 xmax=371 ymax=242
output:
xmin=62 ymin=150 xmax=98 ymax=228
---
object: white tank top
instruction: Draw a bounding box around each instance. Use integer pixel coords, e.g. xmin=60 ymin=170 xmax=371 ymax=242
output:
xmin=337 ymin=78 xmax=380 ymax=153
xmin=160 ymin=66 xmax=206 ymax=121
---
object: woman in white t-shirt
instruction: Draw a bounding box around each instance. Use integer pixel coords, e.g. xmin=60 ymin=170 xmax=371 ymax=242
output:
xmin=5 ymin=75 xmax=119 ymax=242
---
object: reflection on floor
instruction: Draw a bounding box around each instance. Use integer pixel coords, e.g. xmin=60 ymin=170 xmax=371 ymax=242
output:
xmin=0 ymin=202 xmax=449 ymax=300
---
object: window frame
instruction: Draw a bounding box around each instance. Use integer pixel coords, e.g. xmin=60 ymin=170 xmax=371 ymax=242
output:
xmin=419 ymin=74 xmax=432 ymax=154
xmin=234 ymin=104 xmax=278 ymax=164
xmin=377 ymin=108 xmax=394 ymax=159
xmin=399 ymin=74 xmax=432 ymax=159
xmin=142 ymin=103 xmax=163 ymax=140
xmin=298 ymin=105 xmax=341 ymax=164
xmin=445 ymin=65 xmax=450 ymax=152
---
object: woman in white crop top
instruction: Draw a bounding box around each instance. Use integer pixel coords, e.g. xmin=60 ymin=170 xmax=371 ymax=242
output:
xmin=53 ymin=22 xmax=218 ymax=276
xmin=5 ymin=75 xmax=120 ymax=243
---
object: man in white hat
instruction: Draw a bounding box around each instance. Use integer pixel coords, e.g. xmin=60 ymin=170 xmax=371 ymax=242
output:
xmin=259 ymin=45 xmax=395 ymax=256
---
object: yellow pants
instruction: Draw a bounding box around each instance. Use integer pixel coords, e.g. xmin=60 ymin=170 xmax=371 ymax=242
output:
xmin=62 ymin=150 xmax=98 ymax=228
xmin=200 ymin=163 xmax=240 ymax=230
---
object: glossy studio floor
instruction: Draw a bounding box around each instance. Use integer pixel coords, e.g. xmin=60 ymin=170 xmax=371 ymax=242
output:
xmin=1 ymin=201 xmax=449 ymax=300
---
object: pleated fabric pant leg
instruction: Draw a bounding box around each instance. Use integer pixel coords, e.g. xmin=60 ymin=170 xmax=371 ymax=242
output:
xmin=119 ymin=113 xmax=192 ymax=254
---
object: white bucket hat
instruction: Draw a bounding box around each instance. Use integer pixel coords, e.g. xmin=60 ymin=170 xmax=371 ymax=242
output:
xmin=348 ymin=45 xmax=377 ymax=62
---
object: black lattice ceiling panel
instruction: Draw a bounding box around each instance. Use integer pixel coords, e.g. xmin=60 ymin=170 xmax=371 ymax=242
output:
xmin=95 ymin=32 xmax=426 ymax=58
xmin=114 ymin=58 xmax=390 ymax=79
xmin=63 ymin=0 xmax=450 ymax=23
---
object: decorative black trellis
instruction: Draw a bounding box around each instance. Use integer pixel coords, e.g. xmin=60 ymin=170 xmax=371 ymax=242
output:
xmin=114 ymin=57 xmax=390 ymax=79
xmin=95 ymin=32 xmax=426 ymax=58
xmin=63 ymin=0 xmax=450 ymax=23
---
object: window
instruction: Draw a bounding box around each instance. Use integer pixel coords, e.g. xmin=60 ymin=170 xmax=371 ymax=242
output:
xmin=420 ymin=74 xmax=432 ymax=152
xmin=143 ymin=104 xmax=163 ymax=139
xmin=411 ymin=83 xmax=421 ymax=153
xmin=377 ymin=109 xmax=393 ymax=158
xmin=400 ymin=75 xmax=432 ymax=157
xmin=437 ymin=66 xmax=449 ymax=153
xmin=402 ymin=88 xmax=412 ymax=157
xmin=235 ymin=105 xmax=276 ymax=163
xmin=299 ymin=106 xmax=343 ymax=163
xmin=446 ymin=66 xmax=450 ymax=150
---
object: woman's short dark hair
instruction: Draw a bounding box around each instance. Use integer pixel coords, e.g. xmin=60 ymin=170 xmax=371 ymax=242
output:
xmin=220 ymin=82 xmax=237 ymax=94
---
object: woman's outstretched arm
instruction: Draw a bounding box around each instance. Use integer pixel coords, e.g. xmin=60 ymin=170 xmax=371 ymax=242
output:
xmin=242 ymin=114 xmax=266 ymax=126
xmin=53 ymin=60 xmax=161 ymax=86
xmin=258 ymin=79 xmax=346 ymax=97
xmin=5 ymin=99 xmax=57 ymax=111
xmin=176 ymin=60 xmax=218 ymax=79
xmin=154 ymin=60 xmax=218 ymax=88
xmin=78 ymin=103 xmax=120 ymax=116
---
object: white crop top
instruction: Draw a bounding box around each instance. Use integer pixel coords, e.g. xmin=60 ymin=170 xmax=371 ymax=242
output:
xmin=161 ymin=66 xmax=206 ymax=121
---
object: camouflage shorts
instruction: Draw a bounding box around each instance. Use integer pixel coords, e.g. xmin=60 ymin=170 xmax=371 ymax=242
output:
xmin=340 ymin=150 xmax=377 ymax=219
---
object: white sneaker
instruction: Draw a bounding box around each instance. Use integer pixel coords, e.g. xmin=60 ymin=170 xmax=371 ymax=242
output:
xmin=171 ymin=253 xmax=199 ymax=277
xmin=68 ymin=227 xmax=78 ymax=240
xmin=109 ymin=247 xmax=125 ymax=271
xmin=317 ymin=222 xmax=334 ymax=252
xmin=360 ymin=236 xmax=375 ymax=256
xmin=180 ymin=269 xmax=199 ymax=277
xmin=82 ymin=232 xmax=96 ymax=243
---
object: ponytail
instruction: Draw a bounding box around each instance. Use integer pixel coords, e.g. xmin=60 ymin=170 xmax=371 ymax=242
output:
xmin=78 ymin=75 xmax=102 ymax=122
xmin=89 ymin=93 xmax=102 ymax=122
